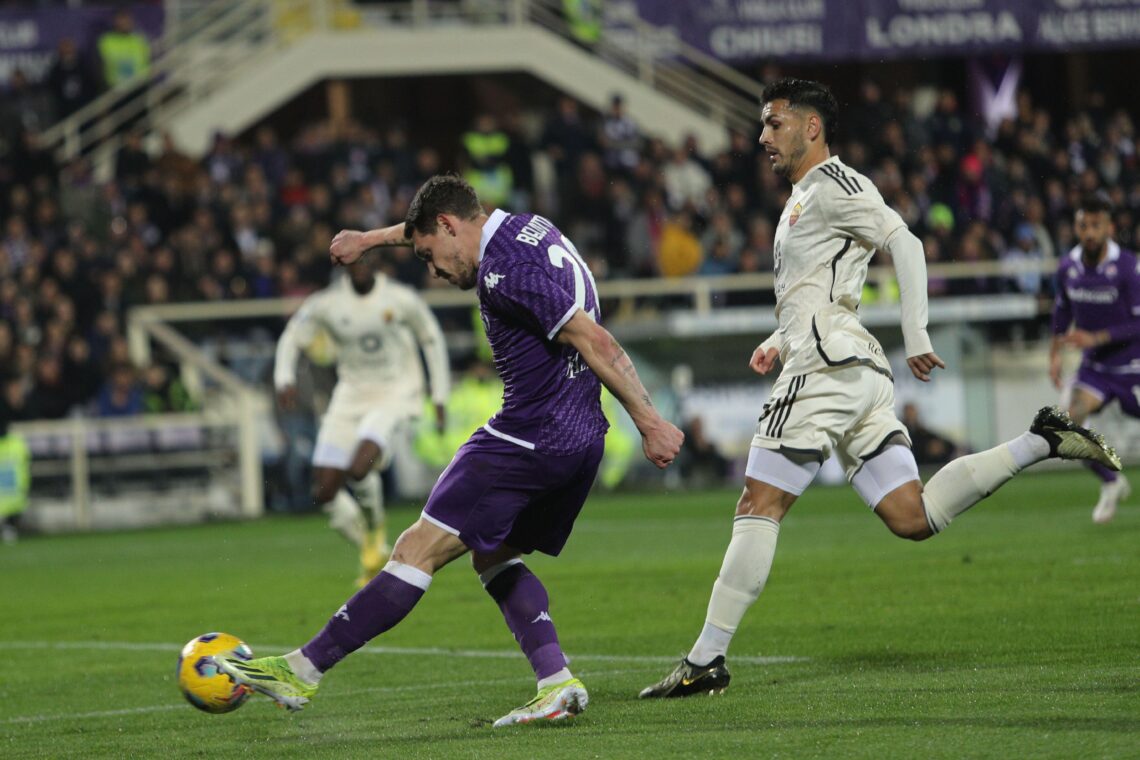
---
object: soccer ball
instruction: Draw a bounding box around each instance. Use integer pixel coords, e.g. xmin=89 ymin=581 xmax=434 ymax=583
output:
xmin=177 ymin=632 xmax=254 ymax=714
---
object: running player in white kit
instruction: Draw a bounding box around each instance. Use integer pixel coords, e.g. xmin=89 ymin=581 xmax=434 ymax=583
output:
xmin=275 ymin=257 xmax=449 ymax=586
xmin=639 ymin=78 xmax=1121 ymax=698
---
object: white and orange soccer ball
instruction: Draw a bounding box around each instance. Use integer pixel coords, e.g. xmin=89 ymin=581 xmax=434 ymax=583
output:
xmin=177 ymin=632 xmax=254 ymax=714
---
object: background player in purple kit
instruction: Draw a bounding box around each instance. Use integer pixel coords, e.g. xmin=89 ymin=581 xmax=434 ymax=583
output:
xmin=216 ymin=175 xmax=685 ymax=726
xmin=1050 ymin=195 xmax=1140 ymax=523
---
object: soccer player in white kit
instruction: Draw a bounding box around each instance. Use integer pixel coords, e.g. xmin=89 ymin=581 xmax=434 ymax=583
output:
xmin=639 ymin=78 xmax=1122 ymax=698
xmin=275 ymin=257 xmax=449 ymax=586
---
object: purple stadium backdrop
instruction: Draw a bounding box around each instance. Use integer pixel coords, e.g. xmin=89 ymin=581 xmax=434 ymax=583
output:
xmin=0 ymin=3 xmax=164 ymax=86
xmin=620 ymin=0 xmax=1140 ymax=62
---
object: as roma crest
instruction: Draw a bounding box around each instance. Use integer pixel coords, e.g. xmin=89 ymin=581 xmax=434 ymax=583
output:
xmin=789 ymin=202 xmax=802 ymax=227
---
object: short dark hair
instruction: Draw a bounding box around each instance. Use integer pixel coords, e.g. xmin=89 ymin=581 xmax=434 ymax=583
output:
xmin=1077 ymin=193 xmax=1113 ymax=216
xmin=404 ymin=175 xmax=483 ymax=238
xmin=761 ymin=78 xmax=839 ymax=144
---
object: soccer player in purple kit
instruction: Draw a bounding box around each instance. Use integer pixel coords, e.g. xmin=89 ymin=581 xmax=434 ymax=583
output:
xmin=1050 ymin=195 xmax=1140 ymax=523
xmin=216 ymin=175 xmax=684 ymax=726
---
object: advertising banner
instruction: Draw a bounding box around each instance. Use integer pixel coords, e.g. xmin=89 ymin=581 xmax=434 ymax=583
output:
xmin=621 ymin=0 xmax=1140 ymax=63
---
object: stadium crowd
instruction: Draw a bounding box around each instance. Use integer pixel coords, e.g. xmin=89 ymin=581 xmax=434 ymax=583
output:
xmin=1 ymin=47 xmax=1138 ymax=420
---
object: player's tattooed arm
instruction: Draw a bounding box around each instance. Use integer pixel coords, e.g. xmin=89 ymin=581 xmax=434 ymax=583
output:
xmin=606 ymin=335 xmax=653 ymax=408
xmin=557 ymin=309 xmax=684 ymax=468
xmin=330 ymin=223 xmax=411 ymax=265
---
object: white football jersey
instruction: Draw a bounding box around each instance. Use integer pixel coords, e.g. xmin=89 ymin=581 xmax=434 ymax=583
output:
xmin=771 ymin=155 xmax=916 ymax=377
xmin=275 ymin=273 xmax=450 ymax=404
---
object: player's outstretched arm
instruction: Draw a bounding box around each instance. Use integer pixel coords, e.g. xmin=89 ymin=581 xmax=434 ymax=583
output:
xmin=906 ymin=352 xmax=946 ymax=382
xmin=556 ymin=309 xmax=683 ymax=468
xmin=330 ymin=223 xmax=411 ymax=265
xmin=274 ymin=305 xmax=312 ymax=405
xmin=749 ymin=329 xmax=784 ymax=375
xmin=881 ymin=227 xmax=947 ymax=381
xmin=1048 ymin=334 xmax=1066 ymax=389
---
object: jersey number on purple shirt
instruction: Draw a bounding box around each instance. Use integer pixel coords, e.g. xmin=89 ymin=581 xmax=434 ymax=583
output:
xmin=547 ymin=235 xmax=597 ymax=378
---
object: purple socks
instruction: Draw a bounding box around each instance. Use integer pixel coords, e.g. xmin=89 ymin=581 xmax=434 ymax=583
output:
xmin=302 ymin=568 xmax=428 ymax=672
xmin=1089 ymin=461 xmax=1119 ymax=483
xmin=485 ymin=563 xmax=567 ymax=681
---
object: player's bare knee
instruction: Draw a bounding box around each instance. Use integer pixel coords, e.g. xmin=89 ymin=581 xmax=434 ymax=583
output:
xmin=311 ymin=480 xmax=339 ymax=506
xmin=886 ymin=511 xmax=933 ymax=541
xmin=349 ymin=443 xmax=381 ymax=481
xmin=391 ymin=519 xmax=466 ymax=574
xmin=876 ymin=491 xmax=932 ymax=541
xmin=734 ymin=483 xmax=794 ymax=521
xmin=347 ymin=461 xmax=373 ymax=481
xmin=471 ymin=545 xmax=521 ymax=574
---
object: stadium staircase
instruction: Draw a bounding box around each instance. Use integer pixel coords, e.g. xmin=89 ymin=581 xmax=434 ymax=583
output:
xmin=39 ymin=0 xmax=763 ymax=167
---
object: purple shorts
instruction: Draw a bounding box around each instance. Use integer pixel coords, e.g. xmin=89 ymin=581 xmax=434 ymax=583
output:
xmin=1075 ymin=365 xmax=1140 ymax=418
xmin=421 ymin=428 xmax=605 ymax=556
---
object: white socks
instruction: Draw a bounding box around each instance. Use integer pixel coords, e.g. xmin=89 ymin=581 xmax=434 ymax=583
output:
xmin=921 ymin=433 xmax=1048 ymax=533
xmin=348 ymin=471 xmax=384 ymax=530
xmin=285 ymin=649 xmax=323 ymax=684
xmin=326 ymin=490 xmax=365 ymax=547
xmin=537 ymin=667 xmax=573 ymax=689
xmin=1005 ymin=431 xmax=1051 ymax=469
xmin=687 ymin=515 xmax=780 ymax=666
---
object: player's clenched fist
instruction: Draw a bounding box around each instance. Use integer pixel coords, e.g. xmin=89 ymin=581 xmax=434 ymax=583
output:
xmin=750 ymin=345 xmax=780 ymax=375
xmin=643 ymin=421 xmax=684 ymax=469
xmin=330 ymin=229 xmax=368 ymax=265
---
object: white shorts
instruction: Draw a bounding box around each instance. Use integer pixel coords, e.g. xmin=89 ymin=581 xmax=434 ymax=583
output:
xmin=312 ymin=382 xmax=423 ymax=471
xmin=751 ymin=365 xmax=909 ymax=480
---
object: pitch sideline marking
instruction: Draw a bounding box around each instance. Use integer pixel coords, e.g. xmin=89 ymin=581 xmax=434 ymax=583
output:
xmin=0 ymin=639 xmax=807 ymax=666
xmin=1 ymin=640 xmax=809 ymax=725
xmin=3 ymin=670 xmax=638 ymax=725
xmin=3 ymin=665 xmax=731 ymax=725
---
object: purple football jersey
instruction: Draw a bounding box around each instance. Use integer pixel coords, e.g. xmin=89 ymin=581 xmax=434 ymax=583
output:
xmin=1053 ymin=242 xmax=1140 ymax=372
xmin=476 ymin=210 xmax=609 ymax=455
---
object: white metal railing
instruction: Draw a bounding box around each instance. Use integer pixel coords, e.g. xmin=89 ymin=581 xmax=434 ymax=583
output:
xmin=127 ymin=256 xmax=1061 ymax=338
xmin=126 ymin=314 xmax=267 ymax=517
xmin=11 ymin=411 xmax=252 ymax=531
xmin=40 ymin=0 xmax=762 ymax=168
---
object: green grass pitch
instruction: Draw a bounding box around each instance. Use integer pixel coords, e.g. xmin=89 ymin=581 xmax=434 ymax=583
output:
xmin=1 ymin=469 xmax=1137 ymax=759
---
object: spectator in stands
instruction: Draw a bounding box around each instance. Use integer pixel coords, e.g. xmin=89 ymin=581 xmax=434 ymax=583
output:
xmin=0 ymin=413 xmax=30 ymax=545
xmin=96 ymin=363 xmax=143 ymax=417
xmin=663 ymin=142 xmax=712 ymax=212
xmin=956 ymin=152 xmax=994 ymax=224
xmin=500 ymin=111 xmax=535 ymax=211
xmin=677 ymin=415 xmax=731 ymax=488
xmin=658 ymin=210 xmax=702 ymax=278
xmin=29 ymin=355 xmax=71 ymax=419
xmin=1001 ymin=222 xmax=1047 ymax=295
xmin=253 ymin=126 xmax=289 ymax=188
xmin=626 ymin=187 xmax=666 ymax=278
xmin=461 ymin=114 xmax=513 ymax=209
xmin=97 ymin=9 xmax=151 ymax=90
xmin=541 ymin=96 xmax=593 ymax=210
xmin=563 ymin=0 xmax=602 ymax=47
xmin=142 ymin=364 xmax=193 ymax=413
xmin=0 ymin=70 xmax=54 ymax=141
xmin=63 ymin=335 xmax=101 ymax=408
xmin=47 ymin=38 xmax=97 ymax=120
xmin=927 ymin=88 xmax=971 ymax=153
xmin=600 ymin=94 xmax=640 ymax=176
xmin=115 ymin=131 xmax=151 ymax=186
xmin=949 ymin=233 xmax=1000 ymax=296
